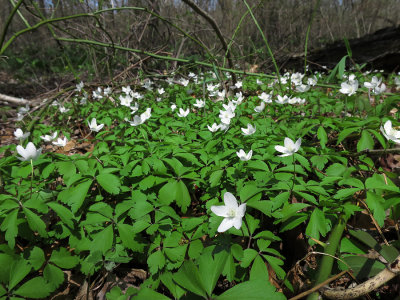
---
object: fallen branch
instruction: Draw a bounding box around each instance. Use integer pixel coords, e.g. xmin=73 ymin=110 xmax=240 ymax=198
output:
xmin=0 ymin=93 xmax=29 ymax=106
xmin=322 ymin=255 xmax=400 ymax=299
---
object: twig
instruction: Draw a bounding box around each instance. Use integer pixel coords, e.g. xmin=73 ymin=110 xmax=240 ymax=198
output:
xmin=290 ymin=270 xmax=348 ymax=300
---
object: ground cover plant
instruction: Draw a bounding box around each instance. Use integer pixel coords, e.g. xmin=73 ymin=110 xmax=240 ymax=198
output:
xmin=1 ymin=63 xmax=400 ymax=299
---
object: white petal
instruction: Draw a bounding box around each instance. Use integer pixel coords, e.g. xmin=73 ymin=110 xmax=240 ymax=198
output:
xmin=275 ymin=145 xmax=288 ymax=154
xmin=284 ymin=137 xmax=295 ymax=149
xmin=384 ymin=120 xmax=392 ymax=134
xmin=224 ymin=192 xmax=238 ymax=209
xmin=232 ymin=217 xmax=243 ymax=230
xmin=211 ymin=205 xmax=229 ymax=217
xmin=294 ymin=138 xmax=302 ymax=151
xmin=237 ymin=203 xmax=246 ymax=218
xmin=16 ymin=145 xmax=27 ymax=160
xmin=217 ymin=218 xmax=235 ymax=232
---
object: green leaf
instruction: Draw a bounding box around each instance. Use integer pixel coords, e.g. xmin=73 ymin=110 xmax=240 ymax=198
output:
xmin=365 ymin=191 xmax=385 ymax=227
xmin=337 ymin=127 xmax=359 ymax=144
xmin=173 ymin=260 xmax=207 ymax=298
xmin=117 ymin=223 xmax=138 ymax=251
xmin=43 ymin=264 xmax=64 ymax=290
xmin=188 ymin=239 xmax=203 ymax=259
xmin=340 ymin=256 xmax=385 ymax=280
xmin=22 ymin=207 xmax=48 ymax=238
xmin=49 ymin=247 xmax=79 ymax=269
xmin=215 ymin=279 xmax=285 ymax=300
xmin=147 ymin=250 xmax=165 ymax=274
xmin=160 ymin=272 xmax=186 ymax=300
xmin=47 ymin=202 xmax=75 ymax=228
xmin=310 ymin=155 xmax=328 ymax=170
xmin=0 ymin=208 xmax=18 ymax=248
xmin=210 ymin=169 xmax=224 ymax=187
xmin=14 ymin=277 xmax=52 ymax=298
xmin=9 ymin=259 xmax=31 ymax=291
xmin=199 ymin=251 xmax=228 ymax=296
xmin=240 ymin=249 xmax=258 ymax=268
xmin=357 ymin=130 xmax=374 ymax=152
xmin=250 ymin=255 xmax=269 ymax=281
xmin=28 ymin=247 xmax=45 ymax=271
xmin=96 ymin=173 xmax=120 ymax=195
xmin=159 ymin=180 xmax=191 ymax=213
xmin=239 ymin=184 xmax=262 ymax=203
xmin=317 ymin=126 xmax=328 ymax=148
xmin=91 ymin=225 xmax=114 ymax=254
xmin=58 ymin=179 xmax=91 ymax=213
xmin=305 ymin=208 xmax=328 ymax=244
xmin=175 ymin=180 xmax=191 ymax=213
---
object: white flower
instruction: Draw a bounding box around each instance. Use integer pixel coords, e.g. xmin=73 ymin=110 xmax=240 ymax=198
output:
xmin=259 ymin=92 xmax=272 ymax=103
xmin=217 ymin=90 xmax=226 ymax=100
xmin=166 ymin=77 xmax=174 ymax=85
xmin=364 ymin=76 xmax=382 ymax=89
xmin=254 ymin=102 xmax=265 ymax=113
xmin=380 ymin=120 xmax=400 ymax=144
xmin=236 ymin=149 xmax=253 ymax=161
xmin=235 ymin=81 xmax=242 ymax=89
xmin=275 ymin=137 xmax=301 ymax=157
xmin=394 ymin=77 xmax=400 ymax=87
xmin=291 ymin=72 xmax=304 ymax=86
xmin=193 ymin=99 xmax=205 ymax=108
xmin=14 ymin=128 xmax=30 ymax=140
xmin=59 ymin=106 xmax=70 ymax=113
xmin=211 ymin=192 xmax=246 ymax=232
xmin=307 ymin=76 xmax=317 ymax=86
xmin=122 ymin=86 xmax=132 ymax=95
xmin=140 ymin=108 xmax=152 ymax=122
xmin=219 ymin=123 xmax=229 ymax=131
xmin=219 ymin=109 xmax=235 ymax=124
xmin=40 ymin=131 xmax=57 ymax=142
xmin=207 ymin=123 xmax=220 ymax=132
xmin=126 ymin=115 xmax=143 ymax=127
xmin=75 ymin=81 xmax=84 ymax=92
xmin=296 ymin=84 xmax=310 ymax=93
xmin=188 ymin=72 xmax=196 ymax=78
xmin=103 ymin=87 xmax=112 ymax=96
xmin=222 ymin=101 xmax=236 ymax=112
xmin=130 ymin=102 xmax=139 ymax=114
xmin=276 ymin=95 xmax=289 ymax=104
xmin=158 ymin=88 xmax=165 ymax=95
xmin=171 ymin=104 xmax=177 ymax=111
xmin=180 ymin=78 xmax=189 ymax=87
xmin=241 ymin=124 xmax=256 ymax=136
xmin=231 ymin=92 xmax=244 ymax=105
xmin=52 ymin=137 xmax=68 ymax=147
xmin=88 ymin=118 xmax=104 ymax=132
xmin=131 ymin=92 xmax=143 ymax=99
xmin=288 ymin=97 xmax=299 ymax=105
xmin=256 ymin=79 xmax=263 ymax=85
xmin=372 ymin=83 xmax=386 ymax=95
xmin=339 ymin=80 xmax=358 ymax=96
xmin=92 ymin=87 xmax=102 ymax=99
xmin=16 ymin=142 xmax=41 ymax=161
xmin=207 ymin=83 xmax=217 ymax=92
xmin=177 ymin=108 xmax=190 ymax=117
xmin=119 ymin=94 xmax=133 ymax=107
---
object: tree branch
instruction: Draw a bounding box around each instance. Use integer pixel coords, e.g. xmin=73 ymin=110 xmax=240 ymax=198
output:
xmin=181 ymin=0 xmax=236 ymax=83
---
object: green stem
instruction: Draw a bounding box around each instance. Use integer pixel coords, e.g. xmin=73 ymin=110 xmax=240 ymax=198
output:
xmin=30 ymin=159 xmax=34 ymax=197
xmin=306 ymin=213 xmax=349 ymax=300
xmin=243 ymin=0 xmax=282 ymax=92
xmin=0 ymin=0 xmax=24 ymax=50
